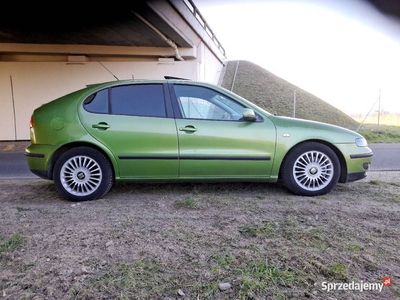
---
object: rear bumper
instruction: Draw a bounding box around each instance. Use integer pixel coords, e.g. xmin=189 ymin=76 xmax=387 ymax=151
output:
xmin=25 ymin=144 xmax=57 ymax=180
xmin=25 ymin=152 xmax=45 ymax=159
xmin=25 ymin=152 xmax=51 ymax=179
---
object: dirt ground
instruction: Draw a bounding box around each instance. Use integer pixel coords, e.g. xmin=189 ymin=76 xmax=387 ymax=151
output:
xmin=0 ymin=141 xmax=30 ymax=153
xmin=0 ymin=168 xmax=399 ymax=300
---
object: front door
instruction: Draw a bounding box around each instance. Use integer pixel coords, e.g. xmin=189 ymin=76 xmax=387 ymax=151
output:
xmin=171 ymin=84 xmax=276 ymax=179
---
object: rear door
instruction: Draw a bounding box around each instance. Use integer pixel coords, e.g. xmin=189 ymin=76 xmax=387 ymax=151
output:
xmin=170 ymin=83 xmax=276 ymax=179
xmin=79 ymin=83 xmax=179 ymax=179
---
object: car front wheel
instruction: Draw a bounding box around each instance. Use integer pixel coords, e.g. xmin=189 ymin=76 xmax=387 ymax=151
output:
xmin=53 ymin=147 xmax=113 ymax=201
xmin=281 ymin=142 xmax=341 ymax=196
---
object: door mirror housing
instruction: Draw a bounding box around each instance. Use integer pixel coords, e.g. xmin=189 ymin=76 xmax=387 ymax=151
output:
xmin=242 ymin=108 xmax=257 ymax=122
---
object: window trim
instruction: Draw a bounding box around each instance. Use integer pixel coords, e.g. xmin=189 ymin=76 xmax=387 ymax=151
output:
xmin=83 ymin=83 xmax=175 ymax=119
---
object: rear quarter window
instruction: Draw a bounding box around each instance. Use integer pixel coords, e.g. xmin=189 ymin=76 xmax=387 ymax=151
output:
xmin=83 ymin=89 xmax=109 ymax=113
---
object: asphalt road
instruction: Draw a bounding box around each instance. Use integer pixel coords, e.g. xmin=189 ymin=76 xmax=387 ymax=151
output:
xmin=369 ymin=143 xmax=400 ymax=171
xmin=0 ymin=152 xmax=36 ymax=179
xmin=0 ymin=143 xmax=398 ymax=179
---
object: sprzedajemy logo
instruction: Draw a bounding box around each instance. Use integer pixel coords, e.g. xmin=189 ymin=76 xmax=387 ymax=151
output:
xmin=321 ymin=277 xmax=392 ymax=293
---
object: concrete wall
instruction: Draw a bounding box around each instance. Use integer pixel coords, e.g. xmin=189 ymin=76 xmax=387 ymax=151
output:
xmin=0 ymin=0 xmax=226 ymax=141
xmin=197 ymin=43 xmax=224 ymax=84
xmin=0 ymin=57 xmax=224 ymax=140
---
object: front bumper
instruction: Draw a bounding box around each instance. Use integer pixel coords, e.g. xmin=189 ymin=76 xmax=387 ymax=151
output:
xmin=335 ymin=143 xmax=373 ymax=183
xmin=346 ymin=170 xmax=368 ymax=183
xmin=345 ymin=153 xmax=373 ymax=183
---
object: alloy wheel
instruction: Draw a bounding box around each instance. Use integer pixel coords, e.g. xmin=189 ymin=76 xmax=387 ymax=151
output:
xmin=60 ymin=155 xmax=103 ymax=196
xmin=292 ymin=150 xmax=334 ymax=191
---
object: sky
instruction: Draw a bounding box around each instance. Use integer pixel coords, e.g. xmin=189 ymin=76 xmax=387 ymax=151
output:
xmin=195 ymin=0 xmax=400 ymax=115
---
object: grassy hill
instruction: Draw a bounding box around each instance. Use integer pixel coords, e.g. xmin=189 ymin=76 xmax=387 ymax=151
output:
xmin=220 ymin=60 xmax=359 ymax=130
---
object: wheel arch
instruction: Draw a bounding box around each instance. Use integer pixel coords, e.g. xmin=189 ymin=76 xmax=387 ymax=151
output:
xmin=279 ymin=139 xmax=347 ymax=182
xmin=48 ymin=142 xmax=117 ymax=181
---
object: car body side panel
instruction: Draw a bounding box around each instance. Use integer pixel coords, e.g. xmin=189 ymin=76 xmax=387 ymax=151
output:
xmin=268 ymin=115 xmax=373 ymax=178
xmin=79 ymin=112 xmax=179 ymax=179
xmin=175 ymin=118 xmax=276 ymax=178
xmin=25 ymin=90 xmax=120 ymax=178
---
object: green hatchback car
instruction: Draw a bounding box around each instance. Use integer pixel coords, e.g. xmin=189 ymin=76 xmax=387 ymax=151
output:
xmin=25 ymin=78 xmax=373 ymax=201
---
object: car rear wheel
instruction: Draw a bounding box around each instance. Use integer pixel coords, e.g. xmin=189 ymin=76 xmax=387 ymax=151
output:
xmin=281 ymin=142 xmax=340 ymax=196
xmin=53 ymin=147 xmax=113 ymax=201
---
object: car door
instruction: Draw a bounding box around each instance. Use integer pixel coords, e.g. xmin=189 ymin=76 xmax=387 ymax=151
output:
xmin=170 ymin=83 xmax=276 ymax=179
xmin=79 ymin=83 xmax=179 ymax=179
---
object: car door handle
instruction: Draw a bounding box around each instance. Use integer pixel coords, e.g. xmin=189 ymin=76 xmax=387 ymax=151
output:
xmin=179 ymin=126 xmax=197 ymax=133
xmin=92 ymin=122 xmax=110 ymax=130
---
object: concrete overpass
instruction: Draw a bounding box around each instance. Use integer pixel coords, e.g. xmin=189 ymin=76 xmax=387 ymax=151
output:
xmin=0 ymin=0 xmax=226 ymax=141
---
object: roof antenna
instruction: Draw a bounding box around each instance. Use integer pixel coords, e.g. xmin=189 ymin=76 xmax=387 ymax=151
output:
xmin=98 ymin=61 xmax=119 ymax=81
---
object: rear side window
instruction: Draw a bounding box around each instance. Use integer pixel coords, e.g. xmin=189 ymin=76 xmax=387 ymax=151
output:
xmin=111 ymin=84 xmax=166 ymax=117
xmin=83 ymin=89 xmax=109 ymax=114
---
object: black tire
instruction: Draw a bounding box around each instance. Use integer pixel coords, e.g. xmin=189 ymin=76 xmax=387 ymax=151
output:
xmin=281 ymin=142 xmax=340 ymax=196
xmin=53 ymin=147 xmax=113 ymax=201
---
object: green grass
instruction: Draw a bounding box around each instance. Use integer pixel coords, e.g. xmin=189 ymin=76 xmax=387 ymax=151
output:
xmin=357 ymin=124 xmax=400 ymax=143
xmin=239 ymin=222 xmax=274 ymax=238
xmin=80 ymin=256 xmax=305 ymax=299
xmin=212 ymin=253 xmax=235 ymax=267
xmin=173 ymin=197 xmax=199 ymax=209
xmin=0 ymin=233 xmax=25 ymax=256
xmin=324 ymin=263 xmax=349 ymax=281
xmin=239 ymin=259 xmax=300 ymax=297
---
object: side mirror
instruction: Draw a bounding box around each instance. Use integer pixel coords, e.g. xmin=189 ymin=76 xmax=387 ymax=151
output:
xmin=242 ymin=108 xmax=257 ymax=122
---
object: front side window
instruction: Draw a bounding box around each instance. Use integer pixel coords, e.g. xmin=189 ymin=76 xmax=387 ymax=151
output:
xmin=173 ymin=85 xmax=245 ymax=121
xmin=111 ymin=84 xmax=166 ymax=117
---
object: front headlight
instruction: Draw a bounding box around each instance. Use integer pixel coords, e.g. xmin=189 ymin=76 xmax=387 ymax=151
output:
xmin=355 ymin=137 xmax=368 ymax=147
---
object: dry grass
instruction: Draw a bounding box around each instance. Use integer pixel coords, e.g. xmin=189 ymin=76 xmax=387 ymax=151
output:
xmin=0 ymin=172 xmax=399 ymax=299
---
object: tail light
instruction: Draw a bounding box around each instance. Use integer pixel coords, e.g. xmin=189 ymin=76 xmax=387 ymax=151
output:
xmin=29 ymin=115 xmax=34 ymax=129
